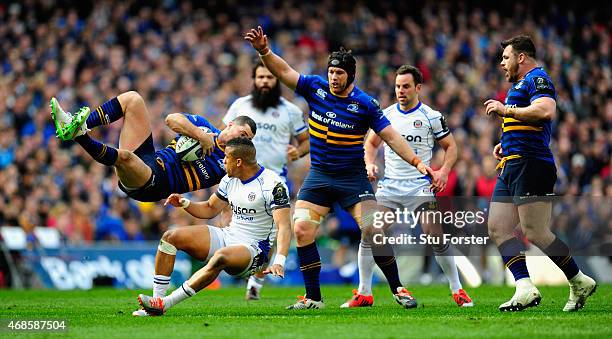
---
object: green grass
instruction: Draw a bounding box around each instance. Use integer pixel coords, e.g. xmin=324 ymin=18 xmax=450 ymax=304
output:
xmin=0 ymin=285 xmax=610 ymax=338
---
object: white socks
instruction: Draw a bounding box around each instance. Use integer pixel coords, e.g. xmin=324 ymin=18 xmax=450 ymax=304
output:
xmin=433 ymin=243 xmax=462 ymax=293
xmin=357 ymin=241 xmax=375 ymax=296
xmin=247 ymin=276 xmax=265 ymax=291
xmin=153 ymin=275 xmax=171 ymax=298
xmin=163 ymin=282 xmax=195 ymax=309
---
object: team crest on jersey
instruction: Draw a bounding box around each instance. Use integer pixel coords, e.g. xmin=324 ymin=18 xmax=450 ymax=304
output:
xmin=271 ymin=111 xmax=279 ymax=118
xmin=347 ymin=103 xmax=359 ymax=112
xmin=248 ymin=192 xmax=256 ymax=202
xmin=316 ymin=88 xmax=327 ymax=99
xmin=413 ymin=120 xmax=423 ymax=128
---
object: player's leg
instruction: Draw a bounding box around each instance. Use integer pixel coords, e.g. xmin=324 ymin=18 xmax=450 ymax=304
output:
xmin=140 ymin=245 xmax=253 ymax=315
xmin=488 ymin=201 xmax=541 ymax=311
xmin=421 ymin=219 xmax=473 ymax=307
xmin=286 ymin=200 xmax=329 ymax=309
xmin=518 ymin=202 xmax=596 ymax=311
xmin=132 ymin=225 xmax=214 ymax=316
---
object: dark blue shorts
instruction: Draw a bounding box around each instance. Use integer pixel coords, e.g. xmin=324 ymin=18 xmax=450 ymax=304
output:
xmin=118 ymin=134 xmax=171 ymax=202
xmin=492 ymin=157 xmax=556 ymax=205
xmin=297 ymin=169 xmax=375 ymax=209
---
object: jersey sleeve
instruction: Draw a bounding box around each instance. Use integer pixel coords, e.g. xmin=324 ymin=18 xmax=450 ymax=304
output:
xmin=215 ymin=176 xmax=230 ymax=201
xmin=288 ymin=102 xmax=307 ymax=135
xmin=295 ymin=74 xmax=319 ymax=99
xmin=430 ymin=111 xmax=451 ymax=140
xmin=266 ymin=181 xmax=290 ymax=210
xmin=222 ymin=100 xmax=240 ymax=126
xmin=367 ymin=98 xmax=391 ymax=133
xmin=528 ymin=75 xmax=556 ymax=102
xmin=184 ymin=113 xmax=221 ymax=134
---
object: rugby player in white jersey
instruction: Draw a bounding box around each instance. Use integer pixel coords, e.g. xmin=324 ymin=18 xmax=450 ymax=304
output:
xmin=342 ymin=65 xmax=473 ymax=308
xmin=223 ymin=61 xmax=309 ymax=300
xmin=134 ymin=137 xmax=291 ymax=316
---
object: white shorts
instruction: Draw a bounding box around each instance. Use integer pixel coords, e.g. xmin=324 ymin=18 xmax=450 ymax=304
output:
xmin=206 ymin=226 xmax=268 ymax=278
xmin=376 ymin=177 xmax=436 ymax=211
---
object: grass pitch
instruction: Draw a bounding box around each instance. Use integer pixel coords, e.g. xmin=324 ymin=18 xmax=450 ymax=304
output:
xmin=1 ymin=285 xmax=610 ymax=338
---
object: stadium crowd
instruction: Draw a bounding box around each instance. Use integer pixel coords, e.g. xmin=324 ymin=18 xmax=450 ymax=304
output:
xmin=0 ymin=1 xmax=609 ymax=254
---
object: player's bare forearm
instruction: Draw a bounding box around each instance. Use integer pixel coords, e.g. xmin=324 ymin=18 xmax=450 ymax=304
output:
xmin=184 ymin=195 xmax=228 ymax=220
xmin=507 ymin=98 xmax=556 ymax=123
xmin=437 ymin=134 xmax=457 ymax=173
xmin=165 ymin=113 xmax=208 ymax=140
xmin=260 ymin=52 xmax=300 ymax=91
xmin=272 ymin=208 xmax=291 ymax=257
xmin=364 ymin=131 xmax=383 ymax=165
xmin=296 ymin=136 xmax=310 ymax=158
xmin=378 ymin=126 xmax=419 ymax=165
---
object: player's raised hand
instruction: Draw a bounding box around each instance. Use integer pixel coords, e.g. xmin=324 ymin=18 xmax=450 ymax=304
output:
xmin=165 ymin=193 xmax=184 ymax=207
xmin=198 ymin=132 xmax=217 ymax=156
xmin=263 ymin=264 xmax=284 ymax=278
xmin=366 ymin=163 xmax=378 ymax=182
xmin=244 ymin=26 xmax=269 ymax=54
xmin=493 ymin=143 xmax=503 ymax=160
xmin=484 ymin=99 xmax=507 ymax=117
xmin=287 ymin=145 xmax=299 ymax=161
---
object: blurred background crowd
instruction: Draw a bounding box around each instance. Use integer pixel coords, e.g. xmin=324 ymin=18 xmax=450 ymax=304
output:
xmin=0 ymin=0 xmax=609 ymax=257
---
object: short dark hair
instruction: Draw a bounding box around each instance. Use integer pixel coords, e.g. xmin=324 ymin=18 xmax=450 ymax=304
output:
xmin=226 ymin=137 xmax=257 ymax=165
xmin=232 ymin=115 xmax=257 ymax=136
xmin=501 ymin=35 xmax=536 ymax=59
xmin=396 ymin=65 xmax=424 ymax=85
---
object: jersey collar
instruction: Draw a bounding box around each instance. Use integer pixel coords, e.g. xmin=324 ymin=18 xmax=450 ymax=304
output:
xmin=397 ymin=101 xmax=422 ymax=114
xmin=241 ymin=166 xmax=265 ymax=184
xmin=215 ymin=137 xmax=225 ymax=153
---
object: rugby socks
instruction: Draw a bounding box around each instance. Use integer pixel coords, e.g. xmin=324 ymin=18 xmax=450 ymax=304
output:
xmin=246 ymin=275 xmax=265 ymax=291
xmin=372 ymin=243 xmax=402 ymax=294
xmin=75 ymin=134 xmax=118 ymax=166
xmin=498 ymin=238 xmax=531 ymax=281
xmin=297 ymin=242 xmax=322 ymax=301
xmin=153 ymin=275 xmax=171 ymax=298
xmin=432 ymin=243 xmax=462 ymax=293
xmin=357 ymin=241 xmax=375 ymax=296
xmin=542 ymin=237 xmax=579 ymax=280
xmin=163 ymin=282 xmax=195 ymax=309
xmin=86 ymin=97 xmax=124 ymax=129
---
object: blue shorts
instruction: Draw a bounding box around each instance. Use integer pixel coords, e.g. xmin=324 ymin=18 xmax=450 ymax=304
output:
xmin=297 ymin=169 xmax=375 ymax=209
xmin=492 ymin=157 xmax=556 ymax=205
xmin=118 ymin=134 xmax=171 ymax=202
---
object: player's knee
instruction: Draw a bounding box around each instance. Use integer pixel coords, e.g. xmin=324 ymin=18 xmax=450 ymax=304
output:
xmin=209 ymin=252 xmax=228 ymax=269
xmin=294 ymin=223 xmax=315 ymax=244
xmin=122 ymin=90 xmax=143 ymax=105
xmin=116 ymin=149 xmax=133 ymax=164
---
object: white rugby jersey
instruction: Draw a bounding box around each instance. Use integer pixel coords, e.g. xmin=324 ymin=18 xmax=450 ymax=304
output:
xmin=215 ymin=167 xmax=290 ymax=244
xmin=223 ymin=96 xmax=307 ymax=178
xmin=382 ymin=102 xmax=450 ymax=180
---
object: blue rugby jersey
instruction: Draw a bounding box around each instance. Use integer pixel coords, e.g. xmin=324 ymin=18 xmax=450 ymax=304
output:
xmin=155 ymin=114 xmax=226 ymax=193
xmin=295 ymin=75 xmax=391 ymax=173
xmin=501 ymin=67 xmax=556 ymax=163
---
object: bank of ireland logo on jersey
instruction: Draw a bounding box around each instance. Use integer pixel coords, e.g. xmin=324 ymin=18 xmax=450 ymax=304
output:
xmin=413 ymin=120 xmax=423 ymax=128
xmin=248 ymin=192 xmax=256 ymax=202
xmin=326 ymin=112 xmax=337 ymax=118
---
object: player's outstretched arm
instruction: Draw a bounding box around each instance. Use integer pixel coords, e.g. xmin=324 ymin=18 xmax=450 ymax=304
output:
xmin=364 ymin=131 xmax=383 ymax=181
xmin=166 ymin=113 xmax=216 ymax=155
xmin=377 ymin=125 xmax=433 ymax=177
xmin=244 ymin=26 xmax=300 ymax=91
xmin=164 ymin=193 xmax=228 ymax=219
xmin=264 ymin=207 xmax=291 ymax=278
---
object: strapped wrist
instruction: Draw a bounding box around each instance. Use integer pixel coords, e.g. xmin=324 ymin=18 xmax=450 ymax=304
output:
xmin=258 ymin=47 xmax=271 ymax=56
xmin=272 ymin=254 xmax=286 ymax=267
xmin=410 ymin=157 xmax=422 ymax=167
xmin=179 ymin=198 xmax=191 ymax=209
